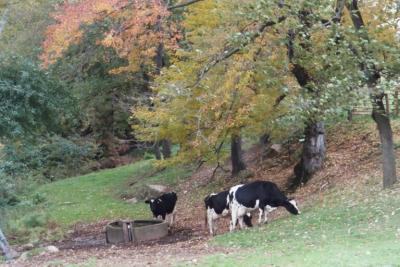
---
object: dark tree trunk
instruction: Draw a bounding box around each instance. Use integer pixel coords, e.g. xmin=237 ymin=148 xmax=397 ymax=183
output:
xmin=372 ymin=94 xmax=397 ymax=188
xmin=287 ymin=27 xmax=327 ymax=187
xmin=154 ymin=142 xmax=162 ymax=160
xmin=259 ymin=134 xmax=270 ymax=146
xmin=293 ymin=122 xmax=326 ymax=187
xmin=0 ymin=227 xmax=13 ymax=261
xmin=161 ymin=139 xmax=172 ymax=159
xmin=347 ymin=109 xmax=353 ymax=121
xmin=346 ymin=0 xmax=397 ymax=188
xmin=259 ymin=133 xmax=272 ymax=159
xmin=231 ymin=134 xmax=246 ymax=176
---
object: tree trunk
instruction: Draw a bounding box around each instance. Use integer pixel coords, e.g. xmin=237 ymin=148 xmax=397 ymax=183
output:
xmin=347 ymin=109 xmax=353 ymax=121
xmin=259 ymin=133 xmax=270 ymax=146
xmin=372 ymin=94 xmax=397 ymax=188
xmin=345 ymin=0 xmax=397 ymax=188
xmin=161 ymin=139 xmax=171 ymax=159
xmin=259 ymin=134 xmax=272 ymax=159
xmin=0 ymin=227 xmax=13 ymax=261
xmin=231 ymin=134 xmax=246 ymax=176
xmin=293 ymin=122 xmax=326 ymax=186
xmin=153 ymin=141 xmax=162 ymax=160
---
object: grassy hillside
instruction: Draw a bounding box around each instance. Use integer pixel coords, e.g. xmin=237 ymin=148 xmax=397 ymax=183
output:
xmin=2 ymin=160 xmax=192 ymax=244
xmin=198 ymin=182 xmax=400 ymax=267
xmin=2 ymin=117 xmax=400 ymax=266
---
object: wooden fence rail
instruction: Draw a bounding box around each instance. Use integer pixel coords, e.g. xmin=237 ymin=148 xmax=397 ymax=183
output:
xmin=351 ymin=90 xmax=400 ymax=116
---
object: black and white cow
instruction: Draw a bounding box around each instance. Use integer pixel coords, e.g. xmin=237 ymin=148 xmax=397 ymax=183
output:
xmin=204 ymin=190 xmax=252 ymax=235
xmin=145 ymin=192 xmax=177 ymax=226
xmin=229 ymin=181 xmax=300 ymax=231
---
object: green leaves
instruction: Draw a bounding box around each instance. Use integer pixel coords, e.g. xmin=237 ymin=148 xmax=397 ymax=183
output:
xmin=0 ymin=53 xmax=70 ymax=140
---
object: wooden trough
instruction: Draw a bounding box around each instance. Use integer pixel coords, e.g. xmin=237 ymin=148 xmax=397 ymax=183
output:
xmin=105 ymin=220 xmax=168 ymax=244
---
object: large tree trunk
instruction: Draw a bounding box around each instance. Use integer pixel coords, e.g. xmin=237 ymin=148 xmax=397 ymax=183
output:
xmin=293 ymin=122 xmax=326 ymax=186
xmin=346 ymin=0 xmax=397 ymax=188
xmin=372 ymin=94 xmax=397 ymax=188
xmin=161 ymin=139 xmax=171 ymax=159
xmin=0 ymin=227 xmax=13 ymax=261
xmin=152 ymin=34 xmax=172 ymax=160
xmin=231 ymin=134 xmax=246 ymax=176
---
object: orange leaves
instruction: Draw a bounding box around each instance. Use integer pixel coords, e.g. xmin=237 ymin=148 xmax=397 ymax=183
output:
xmin=41 ymin=0 xmax=179 ymax=72
xmin=41 ymin=0 xmax=122 ymax=67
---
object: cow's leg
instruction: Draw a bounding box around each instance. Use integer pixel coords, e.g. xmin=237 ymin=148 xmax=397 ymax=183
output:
xmin=171 ymin=211 xmax=176 ymax=226
xmin=264 ymin=208 xmax=269 ymax=224
xmin=230 ymin=205 xmax=238 ymax=232
xmin=258 ymin=208 xmax=264 ymax=224
xmin=238 ymin=216 xmax=244 ymax=229
xmin=207 ymin=210 xmax=214 ymax=235
xmin=213 ymin=219 xmax=217 ymax=235
xmin=166 ymin=214 xmax=171 ymax=225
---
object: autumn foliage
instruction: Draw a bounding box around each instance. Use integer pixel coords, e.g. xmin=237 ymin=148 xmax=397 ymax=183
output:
xmin=41 ymin=0 xmax=179 ymax=73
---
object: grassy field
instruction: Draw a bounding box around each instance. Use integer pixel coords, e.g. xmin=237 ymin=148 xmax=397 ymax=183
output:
xmin=198 ymin=182 xmax=400 ymax=267
xmin=2 ymin=159 xmax=192 ymax=244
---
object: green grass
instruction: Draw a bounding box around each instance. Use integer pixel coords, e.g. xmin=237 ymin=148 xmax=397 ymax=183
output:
xmin=198 ymin=184 xmax=400 ymax=267
xmin=3 ymin=159 xmax=192 ymax=243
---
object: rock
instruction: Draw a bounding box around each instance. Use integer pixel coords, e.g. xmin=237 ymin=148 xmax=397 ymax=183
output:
xmin=136 ymin=184 xmax=169 ymax=200
xmin=19 ymin=251 xmax=29 ymax=261
xmin=270 ymin=144 xmax=282 ymax=153
xmin=20 ymin=243 xmax=34 ymax=251
xmin=264 ymin=143 xmax=283 ymax=158
xmin=147 ymin=184 xmax=168 ymax=193
xmin=8 ymin=249 xmax=19 ymax=260
xmin=126 ymin=197 xmax=138 ymax=204
xmin=46 ymin=245 xmax=59 ymax=253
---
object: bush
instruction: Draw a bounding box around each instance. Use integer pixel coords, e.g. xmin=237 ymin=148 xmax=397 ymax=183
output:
xmin=23 ymin=213 xmax=47 ymax=228
xmin=0 ymin=174 xmax=20 ymax=207
xmin=0 ymin=135 xmax=98 ymax=206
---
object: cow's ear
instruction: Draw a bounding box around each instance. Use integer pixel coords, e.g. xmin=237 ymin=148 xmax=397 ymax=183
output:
xmin=145 ymin=199 xmax=151 ymax=204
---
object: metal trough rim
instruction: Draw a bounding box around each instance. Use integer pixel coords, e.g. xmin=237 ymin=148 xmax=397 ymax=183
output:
xmin=105 ymin=219 xmax=169 ymax=244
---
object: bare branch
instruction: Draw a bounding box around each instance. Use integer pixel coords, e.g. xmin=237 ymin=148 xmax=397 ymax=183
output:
xmin=168 ymin=0 xmax=204 ymax=10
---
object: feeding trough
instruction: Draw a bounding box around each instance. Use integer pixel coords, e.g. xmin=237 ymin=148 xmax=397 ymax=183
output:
xmin=105 ymin=220 xmax=168 ymax=244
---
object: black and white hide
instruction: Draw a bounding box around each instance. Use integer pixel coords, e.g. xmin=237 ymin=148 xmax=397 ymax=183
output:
xmin=145 ymin=192 xmax=177 ymax=226
xmin=204 ymin=190 xmax=252 ymax=235
xmin=229 ymin=181 xmax=300 ymax=231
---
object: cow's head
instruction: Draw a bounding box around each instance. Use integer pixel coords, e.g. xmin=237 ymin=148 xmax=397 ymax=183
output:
xmin=285 ymin=198 xmax=300 ymax=215
xmin=145 ymin=198 xmax=163 ymax=212
xmin=204 ymin=193 xmax=217 ymax=209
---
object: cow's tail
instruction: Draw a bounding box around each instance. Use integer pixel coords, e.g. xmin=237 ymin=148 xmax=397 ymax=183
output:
xmin=204 ymin=210 xmax=208 ymax=230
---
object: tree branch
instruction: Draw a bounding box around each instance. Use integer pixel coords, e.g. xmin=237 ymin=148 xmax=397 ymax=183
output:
xmin=168 ymin=0 xmax=204 ymax=10
xmin=195 ymin=16 xmax=286 ymax=86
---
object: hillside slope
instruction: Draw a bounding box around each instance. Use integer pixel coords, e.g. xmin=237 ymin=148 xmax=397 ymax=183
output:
xmin=2 ymin=117 xmax=400 ymax=266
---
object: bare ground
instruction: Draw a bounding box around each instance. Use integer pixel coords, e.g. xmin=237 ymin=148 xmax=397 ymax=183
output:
xmin=4 ymin=120 xmax=399 ymax=266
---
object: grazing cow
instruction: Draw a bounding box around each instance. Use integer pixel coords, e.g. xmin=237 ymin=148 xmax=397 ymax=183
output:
xmin=229 ymin=181 xmax=300 ymax=231
xmin=204 ymin=190 xmax=252 ymax=235
xmin=145 ymin=192 xmax=177 ymax=226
